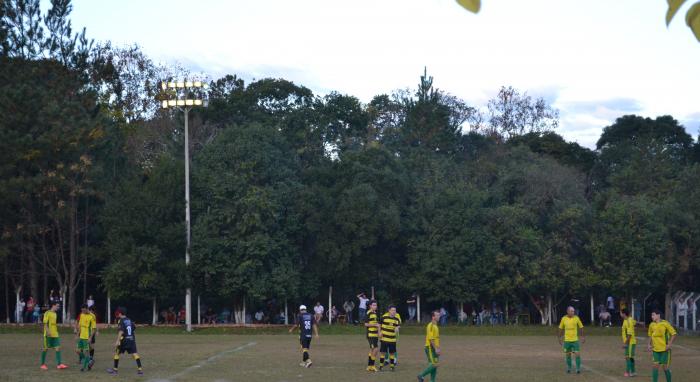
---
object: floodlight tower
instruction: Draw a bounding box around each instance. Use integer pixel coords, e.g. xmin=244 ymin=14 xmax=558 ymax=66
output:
xmin=159 ymin=80 xmax=208 ymax=333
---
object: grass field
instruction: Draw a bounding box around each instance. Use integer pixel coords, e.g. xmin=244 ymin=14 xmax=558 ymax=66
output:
xmin=1 ymin=325 xmax=699 ymax=382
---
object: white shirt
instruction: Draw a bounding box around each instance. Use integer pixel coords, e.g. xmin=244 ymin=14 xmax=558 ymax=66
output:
xmin=678 ymin=301 xmax=688 ymax=315
xmin=359 ymin=297 xmax=369 ymax=309
xmin=87 ymin=299 xmax=95 ymax=308
xmin=314 ymin=305 xmax=324 ymax=315
xmin=607 ymin=296 xmax=614 ymax=309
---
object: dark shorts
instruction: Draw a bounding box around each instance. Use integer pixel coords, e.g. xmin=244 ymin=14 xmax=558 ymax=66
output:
xmin=380 ymin=341 xmax=397 ymax=353
xmin=300 ymin=337 xmax=312 ymax=350
xmin=90 ymin=335 xmax=96 ymax=345
xmin=117 ymin=341 xmax=138 ymax=355
xmin=367 ymin=336 xmax=379 ymax=349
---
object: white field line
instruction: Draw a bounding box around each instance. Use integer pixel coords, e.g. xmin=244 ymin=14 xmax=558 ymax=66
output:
xmin=636 ymin=336 xmax=700 ymax=353
xmin=149 ymin=341 xmax=257 ymax=382
xmin=581 ymin=365 xmax=622 ymax=382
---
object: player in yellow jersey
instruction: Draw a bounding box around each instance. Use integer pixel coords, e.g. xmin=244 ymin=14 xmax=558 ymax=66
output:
xmin=74 ymin=304 xmax=96 ymax=372
xmin=417 ymin=310 xmax=440 ymax=382
xmin=87 ymin=305 xmax=98 ymax=369
xmin=378 ymin=305 xmax=401 ymax=371
xmin=620 ymin=308 xmax=636 ymax=377
xmin=364 ymin=300 xmax=381 ymax=372
xmin=558 ymin=306 xmax=584 ymax=374
xmin=647 ymin=309 xmax=677 ymax=382
xmin=40 ymin=302 xmax=68 ymax=370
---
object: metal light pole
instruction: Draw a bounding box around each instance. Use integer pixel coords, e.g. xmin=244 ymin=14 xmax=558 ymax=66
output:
xmin=160 ymin=80 xmax=208 ymax=332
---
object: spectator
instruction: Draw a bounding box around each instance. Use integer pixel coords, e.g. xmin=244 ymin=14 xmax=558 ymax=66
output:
xmin=25 ymin=296 xmax=35 ymax=323
xmin=458 ymin=308 xmax=468 ymax=324
xmin=313 ymin=302 xmax=324 ymax=323
xmin=343 ymin=299 xmax=355 ymax=324
xmin=328 ymin=305 xmax=338 ymax=323
xmin=357 ymin=293 xmax=369 ymax=322
xmin=633 ymin=299 xmax=642 ymax=322
xmin=33 ymin=304 xmax=41 ymax=323
xmin=407 ymin=294 xmax=417 ymax=322
xmin=16 ymin=298 xmax=25 ymax=323
xmin=205 ymin=307 xmax=216 ymax=324
xmin=276 ymin=310 xmax=286 ymax=324
xmin=87 ymin=294 xmax=95 ymax=309
xmin=599 ymin=309 xmax=612 ymax=327
xmin=606 ymin=295 xmax=616 ymax=317
xmin=254 ymin=309 xmax=264 ymax=323
xmin=439 ymin=307 xmax=449 ymax=326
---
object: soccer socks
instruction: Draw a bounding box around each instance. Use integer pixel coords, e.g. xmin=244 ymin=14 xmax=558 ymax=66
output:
xmin=420 ymin=365 xmax=435 ymax=377
xmin=630 ymin=358 xmax=635 ymax=373
xmin=652 ymin=368 xmax=659 ymax=382
xmin=81 ymin=351 xmax=90 ymax=370
xmin=575 ymin=355 xmax=581 ymax=371
xmin=114 ymin=354 xmax=120 ymax=370
xmin=89 ymin=348 xmax=95 ymax=359
xmin=367 ymin=354 xmax=373 ymax=366
xmin=664 ymin=369 xmax=672 ymax=381
xmin=302 ymin=349 xmax=309 ymax=362
xmin=134 ymin=354 xmax=143 ymax=370
xmin=55 ymin=350 xmax=62 ymax=365
xmin=389 ymin=354 xmax=396 ymax=368
xmin=565 ymin=354 xmax=572 ymax=371
xmin=430 ymin=367 xmax=437 ymax=382
xmin=41 ymin=350 xmax=47 ymax=365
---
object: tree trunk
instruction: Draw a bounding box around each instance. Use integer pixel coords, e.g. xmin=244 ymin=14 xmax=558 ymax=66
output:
xmin=664 ymin=292 xmax=672 ymax=322
xmin=4 ymin=262 xmax=9 ymax=323
xmin=27 ymin=252 xmax=39 ymax=302
xmin=547 ymin=294 xmax=553 ymax=326
xmin=83 ymin=196 xmax=89 ymax=304
xmin=67 ymin=196 xmax=78 ymax=322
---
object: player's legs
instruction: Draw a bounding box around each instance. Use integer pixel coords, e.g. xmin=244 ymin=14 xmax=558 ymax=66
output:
xmin=573 ymin=351 xmax=581 ymax=373
xmin=389 ymin=343 xmax=397 ymax=370
xmin=419 ymin=346 xmax=439 ymax=381
xmin=379 ymin=342 xmax=387 ymax=370
xmin=132 ymin=352 xmax=144 ymax=374
xmin=563 ymin=343 xmax=573 ymax=372
xmin=108 ymin=347 xmax=123 ymax=374
xmin=366 ymin=338 xmax=378 ymax=371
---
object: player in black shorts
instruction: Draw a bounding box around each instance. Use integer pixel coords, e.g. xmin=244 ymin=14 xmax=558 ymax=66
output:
xmin=106 ymin=308 xmax=143 ymax=375
xmin=364 ymin=300 xmax=381 ymax=372
xmin=288 ymin=305 xmax=319 ymax=368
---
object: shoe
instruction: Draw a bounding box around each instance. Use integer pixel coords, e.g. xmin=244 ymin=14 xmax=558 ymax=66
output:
xmin=305 ymin=360 xmax=312 ymax=368
xmin=624 ymin=372 xmax=630 ymax=377
xmin=137 ymin=370 xmax=144 ymax=375
xmin=417 ymin=376 xmax=425 ymax=382
xmin=367 ymin=366 xmax=377 ymax=372
xmin=106 ymin=368 xmax=118 ymax=375
xmin=566 ymin=369 xmax=571 ymax=374
xmin=576 ymin=370 xmax=581 ymax=374
xmin=630 ymin=373 xmax=636 ymax=377
xmin=40 ymin=364 xmax=48 ymax=370
xmin=299 ymin=362 xmax=307 ymax=367
xmin=57 ymin=364 xmax=68 ymax=369
xmin=80 ymin=368 xmax=85 ymax=372
xmin=390 ymin=366 xmax=395 ymax=371
xmin=88 ymin=358 xmax=95 ymax=370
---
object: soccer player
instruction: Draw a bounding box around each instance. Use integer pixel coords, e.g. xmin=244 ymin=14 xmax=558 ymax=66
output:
xmin=364 ymin=300 xmax=381 ymax=372
xmin=647 ymin=309 xmax=677 ymax=382
xmin=558 ymin=306 xmax=585 ymax=374
xmin=75 ymin=304 xmax=96 ymax=371
xmin=40 ymin=302 xmax=68 ymax=370
xmin=88 ymin=305 xmax=98 ymax=369
xmin=288 ymin=305 xmax=319 ymax=368
xmin=417 ymin=310 xmax=440 ymax=382
xmin=620 ymin=308 xmax=636 ymax=377
xmin=107 ymin=308 xmax=143 ymax=375
xmin=378 ymin=305 xmax=401 ymax=371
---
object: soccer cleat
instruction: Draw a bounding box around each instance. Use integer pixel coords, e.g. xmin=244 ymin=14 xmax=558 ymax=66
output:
xmin=366 ymin=366 xmax=378 ymax=372
xmin=57 ymin=364 xmax=68 ymax=369
xmin=40 ymin=364 xmax=48 ymax=370
xmin=81 ymin=368 xmax=85 ymax=372
xmin=88 ymin=358 xmax=95 ymax=370
xmin=299 ymin=362 xmax=307 ymax=367
xmin=137 ymin=370 xmax=144 ymax=375
xmin=576 ymin=370 xmax=581 ymax=374
xmin=624 ymin=372 xmax=630 ymax=377
xmin=305 ymin=360 xmax=313 ymax=368
xmin=417 ymin=376 xmax=425 ymax=382
xmin=106 ymin=368 xmax=118 ymax=375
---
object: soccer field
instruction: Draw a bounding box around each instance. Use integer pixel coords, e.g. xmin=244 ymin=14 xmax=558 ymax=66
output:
xmin=1 ymin=327 xmax=699 ymax=382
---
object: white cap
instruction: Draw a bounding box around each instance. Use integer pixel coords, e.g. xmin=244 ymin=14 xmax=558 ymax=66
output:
xmin=299 ymin=305 xmax=307 ymax=311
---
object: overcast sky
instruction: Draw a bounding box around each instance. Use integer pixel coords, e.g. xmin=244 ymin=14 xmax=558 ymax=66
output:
xmin=62 ymin=0 xmax=700 ymax=148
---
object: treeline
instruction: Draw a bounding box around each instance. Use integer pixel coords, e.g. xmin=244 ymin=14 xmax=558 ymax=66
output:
xmin=1 ymin=0 xmax=699 ymax=323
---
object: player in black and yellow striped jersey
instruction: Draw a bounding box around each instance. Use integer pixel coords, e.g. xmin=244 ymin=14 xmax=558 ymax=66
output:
xmin=378 ymin=305 xmax=401 ymax=371
xmin=364 ymin=300 xmax=381 ymax=372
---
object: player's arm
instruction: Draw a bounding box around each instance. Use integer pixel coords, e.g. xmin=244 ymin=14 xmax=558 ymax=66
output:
xmin=313 ymin=320 xmax=319 ymax=338
xmin=430 ymin=337 xmax=440 ymax=355
xmin=666 ymin=333 xmax=677 ymax=350
xmin=288 ymin=323 xmax=297 ymax=333
xmin=114 ymin=326 xmax=123 ymax=347
xmin=579 ymin=327 xmax=585 ymax=343
xmin=646 ymin=330 xmax=653 ymax=351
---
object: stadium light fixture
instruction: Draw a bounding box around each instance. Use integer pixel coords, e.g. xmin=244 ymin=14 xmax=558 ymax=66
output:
xmin=157 ymin=78 xmax=209 ymax=333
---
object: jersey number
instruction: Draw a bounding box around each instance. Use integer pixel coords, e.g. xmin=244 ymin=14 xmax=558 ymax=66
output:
xmin=304 ymin=321 xmax=311 ymax=330
xmin=126 ymin=326 xmax=132 ymax=336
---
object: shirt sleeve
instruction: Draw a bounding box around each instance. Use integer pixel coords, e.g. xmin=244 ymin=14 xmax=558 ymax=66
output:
xmin=665 ymin=322 xmax=677 ymax=336
xmin=558 ymin=319 xmax=565 ymax=329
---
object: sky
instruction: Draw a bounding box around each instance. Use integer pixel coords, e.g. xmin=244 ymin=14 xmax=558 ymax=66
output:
xmin=59 ymin=0 xmax=700 ymax=148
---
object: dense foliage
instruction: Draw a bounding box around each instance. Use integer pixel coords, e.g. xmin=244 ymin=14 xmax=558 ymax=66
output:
xmin=2 ymin=0 xmax=699 ymax=322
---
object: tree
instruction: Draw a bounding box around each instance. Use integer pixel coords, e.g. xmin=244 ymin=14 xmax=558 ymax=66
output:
xmin=486 ymin=86 xmax=559 ymax=140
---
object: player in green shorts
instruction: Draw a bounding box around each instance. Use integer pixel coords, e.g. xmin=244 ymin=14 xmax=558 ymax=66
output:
xmin=558 ymin=306 xmax=584 ymax=374
xmin=417 ymin=310 xmax=440 ymax=382
xmin=647 ymin=309 xmax=677 ymax=382
xmin=75 ymin=304 xmax=96 ymax=371
xmin=40 ymin=302 xmax=68 ymax=370
xmin=620 ymin=308 xmax=636 ymax=377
